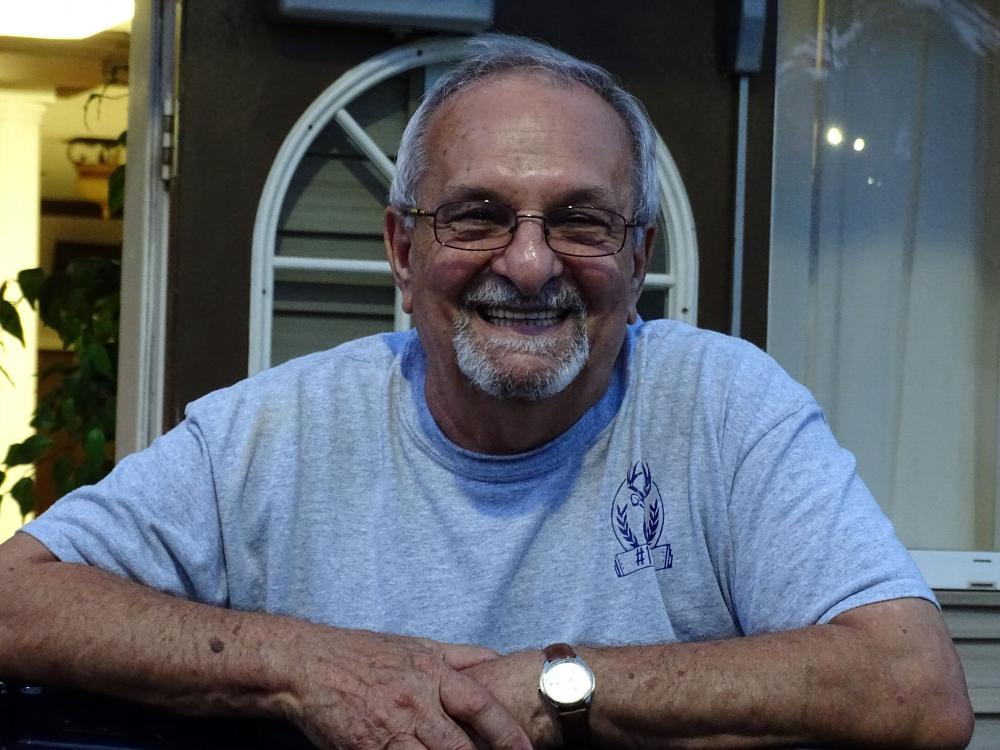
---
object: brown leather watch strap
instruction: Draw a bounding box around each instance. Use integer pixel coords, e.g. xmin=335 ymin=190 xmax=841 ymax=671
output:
xmin=544 ymin=642 xmax=576 ymax=660
xmin=560 ymin=706 xmax=591 ymax=749
xmin=542 ymin=643 xmax=591 ymax=748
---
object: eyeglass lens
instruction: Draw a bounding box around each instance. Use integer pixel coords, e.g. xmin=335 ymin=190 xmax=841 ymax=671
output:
xmin=433 ymin=201 xmax=626 ymax=257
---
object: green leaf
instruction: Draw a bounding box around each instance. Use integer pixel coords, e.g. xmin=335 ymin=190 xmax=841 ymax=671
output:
xmin=0 ymin=298 xmax=24 ymax=345
xmin=84 ymin=426 xmax=106 ymax=463
xmin=4 ymin=434 xmax=54 ymax=466
xmin=10 ymin=476 xmax=34 ymax=516
xmin=31 ymin=401 xmax=57 ymax=431
xmin=60 ymin=396 xmax=77 ymax=427
xmin=108 ymin=164 xmax=125 ymax=217
xmin=16 ymin=268 xmax=45 ymax=307
xmin=24 ymin=433 xmax=54 ymax=461
xmin=4 ymin=442 xmax=24 ymax=466
xmin=83 ymin=343 xmax=113 ymax=378
xmin=4 ymin=255 xmax=119 ymax=503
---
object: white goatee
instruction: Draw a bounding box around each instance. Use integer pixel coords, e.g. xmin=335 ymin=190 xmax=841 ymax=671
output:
xmin=452 ymin=278 xmax=589 ymax=401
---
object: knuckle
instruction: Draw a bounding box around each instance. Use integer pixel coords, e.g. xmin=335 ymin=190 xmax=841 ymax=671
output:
xmin=410 ymin=651 xmax=441 ymax=675
xmin=458 ymin=682 xmax=493 ymax=718
xmin=382 ymin=731 xmax=418 ymax=750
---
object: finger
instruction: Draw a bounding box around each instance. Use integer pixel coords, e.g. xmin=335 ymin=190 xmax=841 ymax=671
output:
xmin=412 ymin=708 xmax=479 ymax=750
xmin=439 ymin=671 xmax=531 ymax=750
xmin=385 ymin=735 xmax=430 ymax=750
xmin=438 ymin=643 xmax=501 ymax=670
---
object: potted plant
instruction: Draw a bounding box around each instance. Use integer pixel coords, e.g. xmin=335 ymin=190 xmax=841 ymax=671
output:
xmin=0 ymin=257 xmax=120 ymax=516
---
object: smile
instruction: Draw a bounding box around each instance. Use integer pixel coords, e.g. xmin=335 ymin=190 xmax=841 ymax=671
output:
xmin=479 ymin=307 xmax=566 ymax=327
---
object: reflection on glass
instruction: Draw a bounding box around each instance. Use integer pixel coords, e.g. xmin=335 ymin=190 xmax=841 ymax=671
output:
xmin=769 ymin=0 xmax=1000 ymax=551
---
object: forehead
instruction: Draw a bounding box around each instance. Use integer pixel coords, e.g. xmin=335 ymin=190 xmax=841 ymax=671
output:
xmin=419 ymin=72 xmax=634 ymax=206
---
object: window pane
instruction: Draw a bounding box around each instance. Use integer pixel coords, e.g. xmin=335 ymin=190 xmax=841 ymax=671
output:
xmin=279 ymin=155 xmax=387 ymax=235
xmin=307 ymin=76 xmax=410 ymax=159
xmin=637 ymin=288 xmax=668 ymax=322
xmin=769 ymin=1 xmax=1000 ymax=550
xmin=276 ymin=234 xmax=387 ymax=262
xmin=271 ymin=273 xmax=395 ymax=366
xmin=270 ymin=69 xmax=418 ymax=365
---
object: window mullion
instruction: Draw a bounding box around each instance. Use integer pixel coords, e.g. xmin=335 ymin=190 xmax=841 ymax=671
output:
xmin=334 ymin=108 xmax=396 ymax=186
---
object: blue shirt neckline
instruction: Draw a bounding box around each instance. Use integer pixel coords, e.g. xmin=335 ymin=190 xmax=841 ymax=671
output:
xmin=397 ymin=325 xmax=635 ymax=482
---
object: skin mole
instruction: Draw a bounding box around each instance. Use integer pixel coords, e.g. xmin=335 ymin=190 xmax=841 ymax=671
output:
xmin=209 ymin=637 xmax=225 ymax=654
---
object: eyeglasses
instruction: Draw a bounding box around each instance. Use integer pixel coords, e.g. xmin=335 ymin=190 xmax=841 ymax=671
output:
xmin=404 ymin=200 xmax=639 ymax=258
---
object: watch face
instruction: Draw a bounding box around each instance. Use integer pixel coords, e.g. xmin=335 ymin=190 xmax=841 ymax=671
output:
xmin=540 ymin=659 xmax=594 ymax=704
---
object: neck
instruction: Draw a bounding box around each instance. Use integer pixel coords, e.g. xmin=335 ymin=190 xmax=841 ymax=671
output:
xmin=423 ymin=355 xmax=618 ymax=455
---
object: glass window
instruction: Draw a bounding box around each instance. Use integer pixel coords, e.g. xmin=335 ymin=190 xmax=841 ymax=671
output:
xmin=769 ymin=1 xmax=1000 ymax=555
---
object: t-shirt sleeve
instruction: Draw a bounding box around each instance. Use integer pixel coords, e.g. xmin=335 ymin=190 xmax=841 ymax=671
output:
xmin=19 ymin=416 xmax=228 ymax=606
xmin=722 ymin=350 xmax=935 ymax=634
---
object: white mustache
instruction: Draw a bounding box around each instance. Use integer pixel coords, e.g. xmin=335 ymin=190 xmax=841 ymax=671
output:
xmin=460 ymin=278 xmax=586 ymax=314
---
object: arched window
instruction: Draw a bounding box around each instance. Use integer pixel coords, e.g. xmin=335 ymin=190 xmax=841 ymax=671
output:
xmin=250 ymin=37 xmax=698 ymax=372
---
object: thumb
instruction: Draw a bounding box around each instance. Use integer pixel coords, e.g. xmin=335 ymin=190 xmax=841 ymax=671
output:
xmin=439 ymin=643 xmax=501 ymax=670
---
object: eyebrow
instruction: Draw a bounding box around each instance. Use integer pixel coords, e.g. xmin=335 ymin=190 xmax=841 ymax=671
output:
xmin=438 ymin=184 xmax=620 ymax=210
xmin=437 ymin=185 xmax=507 ymax=204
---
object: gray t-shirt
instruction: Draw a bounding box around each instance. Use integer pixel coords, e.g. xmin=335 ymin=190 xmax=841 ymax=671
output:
xmin=23 ymin=320 xmax=933 ymax=652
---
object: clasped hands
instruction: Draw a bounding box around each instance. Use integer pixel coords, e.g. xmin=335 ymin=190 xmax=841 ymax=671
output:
xmin=287 ymin=628 xmax=559 ymax=750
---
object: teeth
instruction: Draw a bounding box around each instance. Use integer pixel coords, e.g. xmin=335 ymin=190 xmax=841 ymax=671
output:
xmin=482 ymin=307 xmax=562 ymax=325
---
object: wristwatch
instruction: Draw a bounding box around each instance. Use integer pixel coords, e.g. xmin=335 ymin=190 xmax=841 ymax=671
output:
xmin=538 ymin=643 xmax=595 ymax=748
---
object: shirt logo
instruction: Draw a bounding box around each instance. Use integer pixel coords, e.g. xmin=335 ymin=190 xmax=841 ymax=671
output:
xmin=612 ymin=461 xmax=673 ymax=577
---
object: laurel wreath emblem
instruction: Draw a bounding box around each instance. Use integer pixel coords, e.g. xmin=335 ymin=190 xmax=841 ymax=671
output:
xmin=613 ymin=461 xmax=662 ymax=550
xmin=616 ymin=504 xmax=639 ymax=548
xmin=643 ymin=496 xmax=661 ymax=545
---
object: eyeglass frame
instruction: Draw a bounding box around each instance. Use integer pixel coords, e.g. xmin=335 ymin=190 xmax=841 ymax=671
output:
xmin=402 ymin=200 xmax=643 ymax=258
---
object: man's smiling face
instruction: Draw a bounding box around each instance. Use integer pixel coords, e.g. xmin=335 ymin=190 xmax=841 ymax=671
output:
xmin=387 ymin=71 xmax=650 ymax=409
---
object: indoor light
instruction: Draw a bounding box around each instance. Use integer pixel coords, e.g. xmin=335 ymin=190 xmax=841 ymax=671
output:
xmin=0 ymin=0 xmax=134 ymax=40
xmin=825 ymin=126 xmax=844 ymax=146
xmin=853 ymin=137 xmax=866 ymax=152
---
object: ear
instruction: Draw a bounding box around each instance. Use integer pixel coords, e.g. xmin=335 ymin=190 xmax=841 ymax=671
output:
xmin=627 ymin=224 xmax=656 ymax=324
xmin=384 ymin=207 xmax=416 ymax=314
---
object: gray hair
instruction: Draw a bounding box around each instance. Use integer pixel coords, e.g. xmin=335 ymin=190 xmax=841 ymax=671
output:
xmin=388 ymin=34 xmax=661 ymax=226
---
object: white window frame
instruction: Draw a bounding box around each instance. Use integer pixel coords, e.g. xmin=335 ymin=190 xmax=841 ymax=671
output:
xmin=767 ymin=3 xmax=1000 ymax=591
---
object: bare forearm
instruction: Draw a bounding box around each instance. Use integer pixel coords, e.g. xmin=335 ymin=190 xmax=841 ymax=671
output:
xmin=579 ymin=601 xmax=972 ymax=749
xmin=463 ymin=601 xmax=971 ymax=750
xmin=0 ymin=534 xmax=532 ymax=750
xmin=0 ymin=542 xmax=299 ymax=720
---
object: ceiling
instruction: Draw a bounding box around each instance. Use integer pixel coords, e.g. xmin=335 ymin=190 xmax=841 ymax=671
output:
xmin=0 ymin=27 xmax=130 ymax=201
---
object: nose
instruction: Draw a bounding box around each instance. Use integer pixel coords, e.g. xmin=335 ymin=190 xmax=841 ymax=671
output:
xmin=490 ymin=213 xmax=565 ymax=297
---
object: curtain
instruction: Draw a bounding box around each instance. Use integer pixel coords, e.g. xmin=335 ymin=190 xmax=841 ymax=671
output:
xmin=769 ymin=0 xmax=1000 ymax=551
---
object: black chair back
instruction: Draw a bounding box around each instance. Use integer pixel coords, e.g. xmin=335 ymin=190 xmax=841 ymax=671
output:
xmin=0 ymin=681 xmax=316 ymax=749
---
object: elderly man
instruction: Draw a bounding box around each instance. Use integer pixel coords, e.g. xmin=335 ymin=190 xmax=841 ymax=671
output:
xmin=0 ymin=35 xmax=973 ymax=749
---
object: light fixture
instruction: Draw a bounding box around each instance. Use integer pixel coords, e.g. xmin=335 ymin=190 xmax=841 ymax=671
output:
xmin=0 ymin=0 xmax=134 ymax=40
xmin=825 ymin=126 xmax=844 ymax=146
xmin=852 ymin=137 xmax=866 ymax=152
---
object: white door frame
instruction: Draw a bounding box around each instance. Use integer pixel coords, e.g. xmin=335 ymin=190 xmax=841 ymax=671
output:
xmin=115 ymin=0 xmax=177 ymax=459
